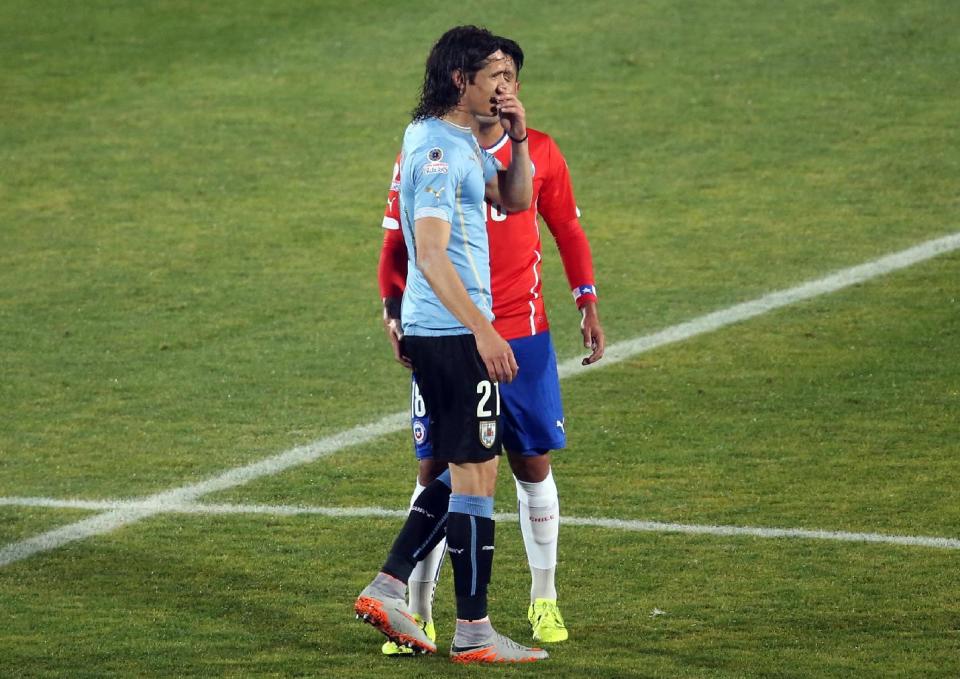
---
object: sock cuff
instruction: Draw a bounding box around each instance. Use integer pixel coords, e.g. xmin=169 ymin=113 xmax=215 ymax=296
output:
xmin=515 ymin=470 xmax=558 ymax=506
xmin=449 ymin=493 xmax=494 ymax=518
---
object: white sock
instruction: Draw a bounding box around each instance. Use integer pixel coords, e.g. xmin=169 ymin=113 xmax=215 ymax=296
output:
xmin=515 ymin=470 xmax=560 ymax=602
xmin=406 ymin=479 xmax=446 ymax=621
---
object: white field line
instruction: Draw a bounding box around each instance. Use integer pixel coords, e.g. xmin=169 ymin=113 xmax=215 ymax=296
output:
xmin=0 ymin=411 xmax=407 ymax=568
xmin=2 ymin=231 xmax=959 ymax=569
xmin=557 ymin=232 xmax=960 ymax=378
xmin=3 ymin=496 xmax=959 ymax=551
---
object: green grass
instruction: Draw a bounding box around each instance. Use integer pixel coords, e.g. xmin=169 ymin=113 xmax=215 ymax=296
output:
xmin=2 ymin=0 xmax=959 ymax=676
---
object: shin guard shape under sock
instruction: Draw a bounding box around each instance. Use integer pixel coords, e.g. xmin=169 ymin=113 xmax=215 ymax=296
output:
xmin=447 ymin=494 xmax=495 ymax=621
xmin=382 ymin=473 xmax=452 ymax=582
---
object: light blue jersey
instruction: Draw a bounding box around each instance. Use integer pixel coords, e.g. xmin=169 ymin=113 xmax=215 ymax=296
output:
xmin=399 ymin=118 xmax=501 ymax=336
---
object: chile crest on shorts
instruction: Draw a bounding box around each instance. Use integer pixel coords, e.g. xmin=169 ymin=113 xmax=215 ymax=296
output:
xmin=479 ymin=420 xmax=497 ymax=449
xmin=413 ymin=418 xmax=427 ymax=445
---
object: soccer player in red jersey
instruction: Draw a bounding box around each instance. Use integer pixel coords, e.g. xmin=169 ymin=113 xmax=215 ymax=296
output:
xmin=377 ymin=36 xmax=604 ymax=651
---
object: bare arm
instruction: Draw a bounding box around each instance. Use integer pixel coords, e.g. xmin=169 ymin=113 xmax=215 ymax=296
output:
xmin=484 ymin=90 xmax=531 ymax=212
xmin=486 ymin=141 xmax=531 ymax=212
xmin=415 ymin=216 xmax=518 ymax=383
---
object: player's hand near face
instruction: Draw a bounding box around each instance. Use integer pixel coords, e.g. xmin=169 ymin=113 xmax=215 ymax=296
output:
xmin=486 ymin=84 xmax=532 ymax=212
xmin=495 ymin=86 xmax=526 ymax=141
xmin=475 ymin=323 xmax=519 ymax=384
xmin=580 ymin=301 xmax=605 ymax=366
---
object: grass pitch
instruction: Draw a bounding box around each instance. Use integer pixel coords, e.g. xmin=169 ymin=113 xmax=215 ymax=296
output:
xmin=2 ymin=1 xmax=959 ymax=676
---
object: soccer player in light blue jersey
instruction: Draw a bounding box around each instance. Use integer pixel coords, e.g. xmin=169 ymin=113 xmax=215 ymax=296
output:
xmin=376 ymin=37 xmax=605 ymax=653
xmin=395 ymin=114 xmax=501 ymax=338
xmin=354 ymin=26 xmax=549 ymax=663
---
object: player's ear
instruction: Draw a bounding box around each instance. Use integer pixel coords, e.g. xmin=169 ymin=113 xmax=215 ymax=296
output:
xmin=451 ymin=69 xmax=465 ymax=93
xmin=516 ymin=81 xmax=522 ymax=93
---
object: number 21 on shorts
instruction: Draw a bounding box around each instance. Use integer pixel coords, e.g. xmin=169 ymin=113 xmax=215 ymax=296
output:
xmin=476 ymin=380 xmax=501 ymax=417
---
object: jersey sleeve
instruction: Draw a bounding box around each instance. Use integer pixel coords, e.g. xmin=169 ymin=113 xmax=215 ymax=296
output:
xmin=538 ymin=136 xmax=598 ymax=308
xmin=377 ymin=226 xmax=408 ymax=300
xmin=411 ymin=143 xmax=461 ymax=223
xmin=378 ymin=152 xmax=407 ymax=300
xmin=382 ymin=154 xmax=402 ymax=230
xmin=481 ymin=148 xmax=502 ymax=183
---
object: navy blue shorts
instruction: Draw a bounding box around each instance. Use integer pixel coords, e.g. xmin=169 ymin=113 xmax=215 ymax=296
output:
xmin=411 ymin=330 xmax=565 ymax=460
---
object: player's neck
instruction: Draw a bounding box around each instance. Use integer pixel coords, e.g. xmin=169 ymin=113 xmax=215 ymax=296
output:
xmin=475 ymin=122 xmax=506 ymax=148
xmin=440 ymin=108 xmax=474 ymax=130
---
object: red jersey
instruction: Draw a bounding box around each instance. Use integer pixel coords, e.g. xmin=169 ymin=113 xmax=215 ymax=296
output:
xmin=378 ymin=128 xmax=597 ymax=341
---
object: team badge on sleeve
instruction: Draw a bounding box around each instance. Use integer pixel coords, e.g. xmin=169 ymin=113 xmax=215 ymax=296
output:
xmin=479 ymin=420 xmax=497 ymax=449
xmin=423 ymin=147 xmax=449 ymax=174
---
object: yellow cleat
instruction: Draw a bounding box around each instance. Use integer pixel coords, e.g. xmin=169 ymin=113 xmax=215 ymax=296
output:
xmin=528 ymin=598 xmax=568 ymax=643
xmin=381 ymin=615 xmax=436 ymax=656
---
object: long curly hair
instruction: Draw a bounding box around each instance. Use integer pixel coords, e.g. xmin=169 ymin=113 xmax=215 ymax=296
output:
xmin=411 ymin=26 xmax=505 ymax=122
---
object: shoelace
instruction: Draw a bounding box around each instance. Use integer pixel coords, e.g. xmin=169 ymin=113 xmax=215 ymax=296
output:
xmin=535 ymin=605 xmax=565 ymax=628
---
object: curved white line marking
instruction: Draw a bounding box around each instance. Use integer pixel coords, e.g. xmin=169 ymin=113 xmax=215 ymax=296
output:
xmin=2 ymin=232 xmax=959 ymax=568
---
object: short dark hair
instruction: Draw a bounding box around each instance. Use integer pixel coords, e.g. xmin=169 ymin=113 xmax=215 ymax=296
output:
xmin=412 ymin=26 xmax=516 ymax=122
xmin=494 ymin=35 xmax=524 ymax=76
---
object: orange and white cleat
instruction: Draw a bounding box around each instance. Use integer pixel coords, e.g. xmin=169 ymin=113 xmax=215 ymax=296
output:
xmin=449 ymin=630 xmax=548 ymax=664
xmin=354 ymin=586 xmax=437 ymax=655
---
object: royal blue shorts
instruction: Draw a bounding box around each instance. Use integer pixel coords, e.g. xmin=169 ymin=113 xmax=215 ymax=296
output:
xmin=411 ymin=330 xmax=565 ymax=459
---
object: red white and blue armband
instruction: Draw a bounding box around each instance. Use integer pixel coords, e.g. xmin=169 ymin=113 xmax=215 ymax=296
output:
xmin=572 ymin=284 xmax=598 ymax=308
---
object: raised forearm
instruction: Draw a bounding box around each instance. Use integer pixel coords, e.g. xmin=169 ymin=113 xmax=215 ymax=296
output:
xmin=497 ymin=138 xmax=532 ymax=211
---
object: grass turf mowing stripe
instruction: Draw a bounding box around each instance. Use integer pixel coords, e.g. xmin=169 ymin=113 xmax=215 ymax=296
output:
xmin=556 ymin=231 xmax=960 ymax=378
xmin=3 ymin=496 xmax=958 ymax=551
xmin=2 ymin=231 xmax=959 ymax=569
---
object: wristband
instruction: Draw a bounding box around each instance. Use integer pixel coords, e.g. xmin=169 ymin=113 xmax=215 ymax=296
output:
xmin=509 ymin=133 xmax=528 ymax=144
xmin=572 ymin=284 xmax=597 ymax=304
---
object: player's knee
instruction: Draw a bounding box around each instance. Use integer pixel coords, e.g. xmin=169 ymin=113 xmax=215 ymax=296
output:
xmin=508 ymin=449 xmax=551 ymax=482
xmin=418 ymin=459 xmax=449 ymax=486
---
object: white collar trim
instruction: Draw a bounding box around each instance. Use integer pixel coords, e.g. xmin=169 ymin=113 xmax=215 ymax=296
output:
xmin=484 ymin=132 xmax=511 ymax=153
